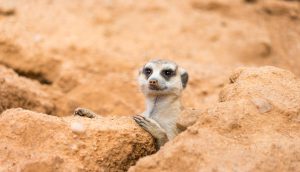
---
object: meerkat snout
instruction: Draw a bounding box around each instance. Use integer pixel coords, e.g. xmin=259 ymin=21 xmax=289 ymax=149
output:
xmin=149 ymin=79 xmax=158 ymax=85
xmin=149 ymin=79 xmax=160 ymax=90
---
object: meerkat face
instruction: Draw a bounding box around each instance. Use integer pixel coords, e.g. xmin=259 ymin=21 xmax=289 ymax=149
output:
xmin=138 ymin=59 xmax=188 ymax=96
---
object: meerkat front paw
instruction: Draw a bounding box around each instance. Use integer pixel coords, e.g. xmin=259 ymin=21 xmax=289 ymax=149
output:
xmin=74 ymin=108 xmax=97 ymax=118
xmin=133 ymin=115 xmax=168 ymax=149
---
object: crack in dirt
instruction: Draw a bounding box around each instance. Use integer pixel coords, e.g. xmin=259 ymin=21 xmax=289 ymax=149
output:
xmin=13 ymin=68 xmax=53 ymax=85
xmin=0 ymin=63 xmax=53 ymax=85
xmin=0 ymin=8 xmax=15 ymax=16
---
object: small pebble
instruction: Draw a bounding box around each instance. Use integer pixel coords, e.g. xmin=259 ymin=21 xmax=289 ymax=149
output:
xmin=70 ymin=144 xmax=79 ymax=151
xmin=70 ymin=121 xmax=86 ymax=134
xmin=251 ymin=98 xmax=272 ymax=113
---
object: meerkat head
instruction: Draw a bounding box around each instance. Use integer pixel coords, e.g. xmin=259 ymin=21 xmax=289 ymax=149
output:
xmin=138 ymin=59 xmax=188 ymax=96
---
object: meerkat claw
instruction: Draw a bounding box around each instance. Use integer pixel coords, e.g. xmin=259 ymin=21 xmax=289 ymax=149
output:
xmin=133 ymin=115 xmax=169 ymax=149
xmin=133 ymin=115 xmax=148 ymax=128
xmin=133 ymin=115 xmax=161 ymax=135
xmin=74 ymin=108 xmax=97 ymax=118
xmin=74 ymin=108 xmax=84 ymax=116
xmin=133 ymin=115 xmax=149 ymax=122
xmin=133 ymin=115 xmax=147 ymax=126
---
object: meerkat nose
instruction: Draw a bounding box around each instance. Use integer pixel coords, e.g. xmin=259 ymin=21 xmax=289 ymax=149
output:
xmin=149 ymin=79 xmax=158 ymax=85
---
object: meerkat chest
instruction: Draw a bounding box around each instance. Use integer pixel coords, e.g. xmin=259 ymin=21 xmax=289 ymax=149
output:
xmin=152 ymin=113 xmax=179 ymax=139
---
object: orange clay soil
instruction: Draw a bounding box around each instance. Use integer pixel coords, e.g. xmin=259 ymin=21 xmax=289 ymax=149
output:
xmin=0 ymin=0 xmax=300 ymax=171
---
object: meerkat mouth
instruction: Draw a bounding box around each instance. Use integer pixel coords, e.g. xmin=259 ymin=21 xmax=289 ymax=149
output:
xmin=149 ymin=85 xmax=167 ymax=91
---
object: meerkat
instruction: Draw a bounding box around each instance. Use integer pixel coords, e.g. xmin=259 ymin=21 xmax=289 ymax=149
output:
xmin=133 ymin=59 xmax=188 ymax=149
xmin=74 ymin=59 xmax=188 ymax=149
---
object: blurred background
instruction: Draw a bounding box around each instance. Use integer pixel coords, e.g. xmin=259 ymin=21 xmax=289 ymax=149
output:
xmin=0 ymin=0 xmax=299 ymax=116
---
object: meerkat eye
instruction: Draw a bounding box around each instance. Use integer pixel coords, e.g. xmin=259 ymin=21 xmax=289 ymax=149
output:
xmin=143 ymin=67 xmax=153 ymax=76
xmin=165 ymin=70 xmax=173 ymax=76
xmin=161 ymin=69 xmax=175 ymax=79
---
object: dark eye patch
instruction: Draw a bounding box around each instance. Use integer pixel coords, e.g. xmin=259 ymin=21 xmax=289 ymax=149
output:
xmin=161 ymin=69 xmax=176 ymax=80
xmin=143 ymin=67 xmax=153 ymax=79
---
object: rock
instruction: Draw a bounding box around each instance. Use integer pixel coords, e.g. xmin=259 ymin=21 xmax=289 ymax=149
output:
xmin=130 ymin=66 xmax=300 ymax=172
xmin=0 ymin=65 xmax=56 ymax=114
xmin=220 ymin=66 xmax=300 ymax=117
xmin=0 ymin=108 xmax=156 ymax=172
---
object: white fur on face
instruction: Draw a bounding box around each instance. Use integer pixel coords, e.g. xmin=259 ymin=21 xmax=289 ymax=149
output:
xmin=138 ymin=60 xmax=186 ymax=96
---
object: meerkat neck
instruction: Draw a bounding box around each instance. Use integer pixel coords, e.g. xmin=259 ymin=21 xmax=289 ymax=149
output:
xmin=144 ymin=94 xmax=182 ymax=118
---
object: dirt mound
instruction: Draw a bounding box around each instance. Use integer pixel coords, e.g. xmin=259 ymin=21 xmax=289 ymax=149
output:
xmin=0 ymin=65 xmax=55 ymax=114
xmin=0 ymin=108 xmax=156 ymax=171
xmin=130 ymin=66 xmax=300 ymax=172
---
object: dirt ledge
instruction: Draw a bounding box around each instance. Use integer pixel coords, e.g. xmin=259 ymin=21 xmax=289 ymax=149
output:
xmin=0 ymin=108 xmax=156 ymax=172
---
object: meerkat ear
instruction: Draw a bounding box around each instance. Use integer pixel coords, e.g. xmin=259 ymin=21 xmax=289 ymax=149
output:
xmin=180 ymin=68 xmax=189 ymax=89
